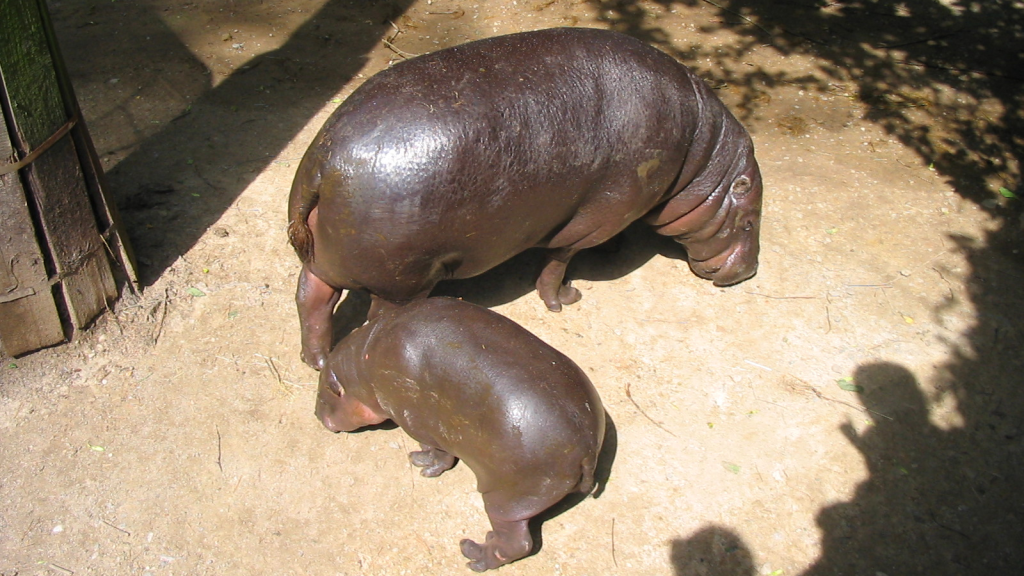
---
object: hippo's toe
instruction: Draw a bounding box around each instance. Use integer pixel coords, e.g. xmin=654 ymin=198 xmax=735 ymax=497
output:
xmin=409 ymin=446 xmax=456 ymax=477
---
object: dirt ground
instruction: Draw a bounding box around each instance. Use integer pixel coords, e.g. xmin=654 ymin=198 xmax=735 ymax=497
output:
xmin=2 ymin=0 xmax=1023 ymax=574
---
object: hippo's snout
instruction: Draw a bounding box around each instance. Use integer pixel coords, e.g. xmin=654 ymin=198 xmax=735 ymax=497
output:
xmin=689 ymin=243 xmax=759 ymax=287
xmin=315 ymin=391 xmax=345 ymax=433
xmin=709 ymin=261 xmax=758 ymax=286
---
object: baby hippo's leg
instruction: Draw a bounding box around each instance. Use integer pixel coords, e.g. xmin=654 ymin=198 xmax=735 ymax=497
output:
xmin=408 ymin=444 xmax=456 ymax=477
xmin=460 ymin=518 xmax=532 ymax=572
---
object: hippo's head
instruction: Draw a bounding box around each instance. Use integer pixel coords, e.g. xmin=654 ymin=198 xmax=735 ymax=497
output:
xmin=315 ymin=367 xmax=354 ymax=432
xmin=315 ymin=365 xmax=386 ymax=433
xmin=676 ymin=164 xmax=763 ymax=287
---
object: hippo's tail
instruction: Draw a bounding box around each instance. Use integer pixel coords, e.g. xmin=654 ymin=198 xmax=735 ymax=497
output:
xmin=287 ymin=179 xmax=319 ymax=264
xmin=577 ymin=454 xmax=598 ymax=496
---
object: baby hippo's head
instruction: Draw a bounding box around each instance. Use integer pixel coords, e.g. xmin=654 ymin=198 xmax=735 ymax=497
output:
xmin=315 ymin=363 xmax=387 ymax=432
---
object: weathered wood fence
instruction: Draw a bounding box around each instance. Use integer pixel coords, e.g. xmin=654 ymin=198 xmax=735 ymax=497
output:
xmin=0 ymin=0 xmax=136 ymax=357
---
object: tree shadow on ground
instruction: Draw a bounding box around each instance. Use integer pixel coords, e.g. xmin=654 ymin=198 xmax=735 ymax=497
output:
xmin=73 ymin=0 xmax=415 ymax=286
xmin=587 ymin=1 xmax=1024 ymax=572
xmin=588 ymin=0 xmax=1022 ymax=215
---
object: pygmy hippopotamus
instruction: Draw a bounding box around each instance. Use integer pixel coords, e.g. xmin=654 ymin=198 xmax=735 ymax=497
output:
xmin=290 ymin=26 xmax=764 ymax=369
xmin=315 ymin=297 xmax=605 ymax=571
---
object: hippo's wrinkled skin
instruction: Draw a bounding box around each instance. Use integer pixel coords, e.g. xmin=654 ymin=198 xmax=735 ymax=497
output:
xmin=315 ymin=297 xmax=605 ymax=572
xmin=289 ymin=27 xmax=763 ymax=369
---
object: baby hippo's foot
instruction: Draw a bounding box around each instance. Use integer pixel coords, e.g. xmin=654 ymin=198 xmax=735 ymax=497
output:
xmin=459 ymin=519 xmax=533 ymax=572
xmin=408 ymin=445 xmax=456 ymax=477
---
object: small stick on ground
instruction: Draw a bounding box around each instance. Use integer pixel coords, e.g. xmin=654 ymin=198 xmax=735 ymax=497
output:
xmin=878 ymin=30 xmax=961 ymax=49
xmin=698 ymin=0 xmax=775 ymax=39
xmin=256 ymin=354 xmax=287 ymax=394
xmin=825 ymin=293 xmax=834 ymax=334
xmin=745 ymin=291 xmax=820 ymax=300
xmin=845 ymin=282 xmax=893 ymax=288
xmin=611 ymin=517 xmax=618 ymax=568
xmin=625 ymin=382 xmax=676 ymax=437
xmin=104 ymin=300 xmax=124 ymax=335
xmin=894 ymin=58 xmax=1022 ymax=81
xmin=426 ymin=9 xmax=465 ymax=17
xmin=932 ymin=266 xmax=956 ymax=300
xmin=384 ymin=21 xmax=419 ymax=59
xmin=745 ymin=360 xmax=773 ymax=371
xmin=786 ymin=374 xmax=893 ymax=421
xmin=152 ymin=287 xmax=170 ymax=345
xmin=383 ymin=39 xmax=418 ymax=59
xmin=929 ymin=511 xmax=971 ymax=540
xmin=101 ymin=519 xmax=130 ymax=536
xmin=216 ymin=425 xmax=223 ymax=473
xmin=49 ymin=564 xmax=74 ymax=575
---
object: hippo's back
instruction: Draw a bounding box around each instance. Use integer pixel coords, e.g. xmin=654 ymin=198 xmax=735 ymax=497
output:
xmin=296 ymin=28 xmax=712 ymax=300
xmin=364 ymin=298 xmax=605 ymax=490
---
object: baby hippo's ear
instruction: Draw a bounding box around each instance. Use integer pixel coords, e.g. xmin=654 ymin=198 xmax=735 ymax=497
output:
xmin=730 ymin=175 xmax=752 ymax=196
xmin=324 ymin=367 xmax=345 ymax=396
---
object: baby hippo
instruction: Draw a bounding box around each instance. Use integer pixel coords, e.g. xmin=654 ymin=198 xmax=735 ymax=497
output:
xmin=315 ymin=297 xmax=605 ymax=571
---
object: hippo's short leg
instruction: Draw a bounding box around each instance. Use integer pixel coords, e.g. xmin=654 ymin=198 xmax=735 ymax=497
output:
xmin=537 ymin=248 xmax=582 ymax=312
xmin=408 ymin=444 xmax=457 ymax=477
xmin=296 ymin=265 xmax=342 ymax=370
xmin=459 ymin=518 xmax=533 ymax=572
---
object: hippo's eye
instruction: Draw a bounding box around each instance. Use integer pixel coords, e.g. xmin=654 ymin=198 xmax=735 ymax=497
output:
xmin=742 ymin=221 xmax=753 ymax=232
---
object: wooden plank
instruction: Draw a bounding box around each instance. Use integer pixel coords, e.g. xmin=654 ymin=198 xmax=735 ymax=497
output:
xmin=0 ymin=111 xmax=65 ymax=356
xmin=35 ymin=0 xmax=139 ymax=290
xmin=0 ymin=0 xmax=66 ymax=145
xmin=26 ymin=136 xmax=117 ymax=328
xmin=0 ymin=0 xmax=117 ymax=332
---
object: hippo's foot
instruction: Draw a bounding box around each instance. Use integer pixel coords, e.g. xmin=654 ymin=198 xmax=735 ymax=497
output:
xmin=408 ymin=445 xmax=456 ymax=477
xmin=296 ymin=265 xmax=342 ymax=370
xmin=540 ymin=282 xmax=582 ymax=313
xmin=301 ymin=347 xmax=328 ymax=372
xmin=537 ymin=249 xmax=581 ymax=312
xmin=460 ymin=519 xmax=533 ymax=572
xmin=558 ymin=283 xmax=582 ymax=307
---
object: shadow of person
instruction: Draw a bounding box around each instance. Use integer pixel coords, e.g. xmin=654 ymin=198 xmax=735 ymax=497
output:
xmin=670 ymin=526 xmax=756 ymax=576
xmin=804 ymin=361 xmax=1023 ymax=575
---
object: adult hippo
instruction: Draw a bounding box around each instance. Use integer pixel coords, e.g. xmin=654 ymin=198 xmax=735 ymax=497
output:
xmin=289 ymin=27 xmax=763 ymax=369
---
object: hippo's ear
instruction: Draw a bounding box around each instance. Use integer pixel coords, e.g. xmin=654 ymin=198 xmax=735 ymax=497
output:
xmin=325 ymin=368 xmax=345 ymax=396
xmin=730 ymin=175 xmax=752 ymax=196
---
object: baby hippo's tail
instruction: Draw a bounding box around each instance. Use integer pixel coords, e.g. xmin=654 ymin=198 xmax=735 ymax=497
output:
xmin=287 ymin=164 xmax=321 ymax=263
xmin=577 ymin=454 xmax=598 ymax=495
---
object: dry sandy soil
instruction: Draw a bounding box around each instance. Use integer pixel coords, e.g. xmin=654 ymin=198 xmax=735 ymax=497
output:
xmin=3 ymin=1 xmax=1023 ymax=575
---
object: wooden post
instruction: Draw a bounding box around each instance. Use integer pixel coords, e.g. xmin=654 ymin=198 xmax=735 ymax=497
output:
xmin=0 ymin=0 xmax=137 ymax=357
